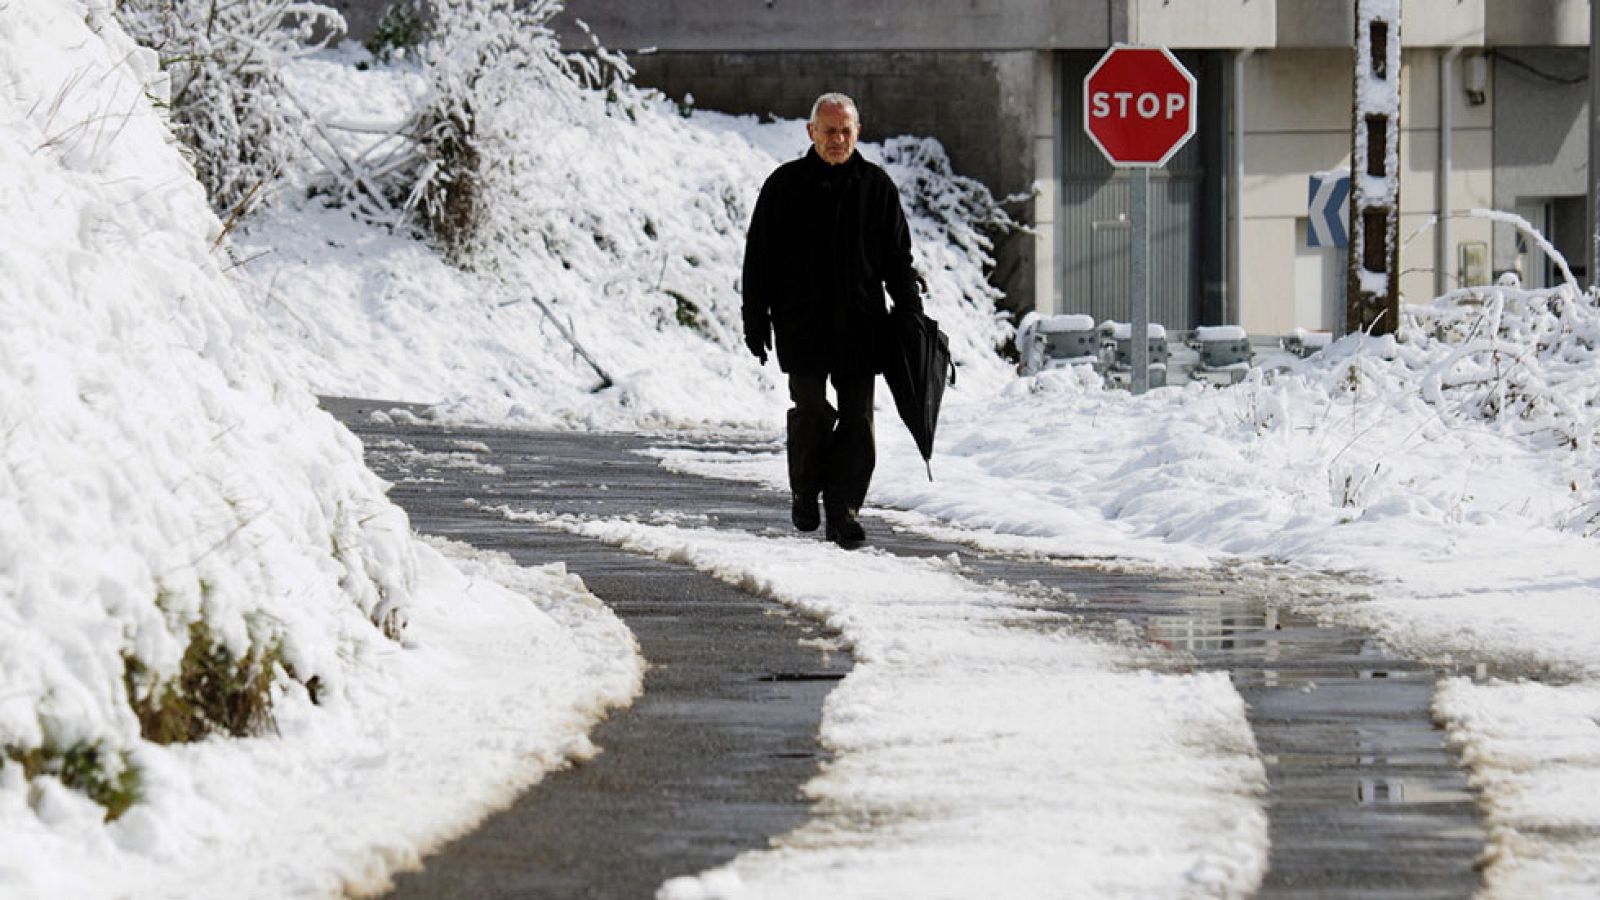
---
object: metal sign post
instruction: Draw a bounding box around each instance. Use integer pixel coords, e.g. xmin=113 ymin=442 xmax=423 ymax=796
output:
xmin=1130 ymin=168 xmax=1151 ymax=394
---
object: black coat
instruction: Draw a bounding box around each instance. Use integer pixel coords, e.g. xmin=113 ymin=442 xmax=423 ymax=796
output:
xmin=742 ymin=148 xmax=921 ymax=376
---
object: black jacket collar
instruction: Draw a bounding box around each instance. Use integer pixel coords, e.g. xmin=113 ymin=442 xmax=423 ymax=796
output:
xmin=803 ymin=147 xmax=864 ymax=182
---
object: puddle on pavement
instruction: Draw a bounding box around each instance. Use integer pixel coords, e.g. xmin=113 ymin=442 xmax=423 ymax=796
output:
xmin=946 ymin=554 xmax=1488 ymax=896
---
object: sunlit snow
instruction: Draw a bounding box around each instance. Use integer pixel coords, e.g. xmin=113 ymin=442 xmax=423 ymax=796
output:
xmin=6 ymin=0 xmax=1600 ymax=897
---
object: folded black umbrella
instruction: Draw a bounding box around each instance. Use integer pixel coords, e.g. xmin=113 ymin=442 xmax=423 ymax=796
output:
xmin=882 ymin=306 xmax=956 ymax=480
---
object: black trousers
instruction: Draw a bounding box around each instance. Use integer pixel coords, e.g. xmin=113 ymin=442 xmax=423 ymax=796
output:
xmin=787 ymin=373 xmax=875 ymax=520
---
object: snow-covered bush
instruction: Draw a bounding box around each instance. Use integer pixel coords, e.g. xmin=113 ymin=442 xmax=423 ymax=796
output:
xmin=1236 ymin=278 xmax=1600 ymax=537
xmin=1405 ymin=287 xmax=1599 ymax=447
xmin=115 ymin=0 xmax=343 ymax=215
xmin=1402 ymin=286 xmax=1600 ymax=535
xmin=4 ymin=0 xmax=417 ymax=821
xmin=394 ymin=0 xmax=633 ymax=262
xmin=880 ymin=136 xmax=1018 ymax=353
xmin=881 ymin=136 xmax=1017 ymax=275
xmin=363 ymin=0 xmax=429 ymax=64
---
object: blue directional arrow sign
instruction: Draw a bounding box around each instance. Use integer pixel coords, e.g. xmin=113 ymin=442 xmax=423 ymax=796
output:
xmin=1307 ymin=171 xmax=1350 ymax=248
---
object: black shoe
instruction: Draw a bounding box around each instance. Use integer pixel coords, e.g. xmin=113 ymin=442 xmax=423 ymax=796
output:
xmin=825 ymin=516 xmax=866 ymax=549
xmin=791 ymin=492 xmax=821 ymax=532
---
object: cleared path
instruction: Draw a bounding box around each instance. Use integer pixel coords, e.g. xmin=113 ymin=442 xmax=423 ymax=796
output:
xmin=325 ymin=399 xmax=1485 ymax=899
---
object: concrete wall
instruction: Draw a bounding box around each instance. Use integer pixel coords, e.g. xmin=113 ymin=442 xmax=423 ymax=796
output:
xmin=1275 ymin=0 xmax=1356 ymax=47
xmin=1032 ymin=54 xmax=1062 ymax=318
xmin=1399 ymin=48 xmax=1495 ymax=299
xmin=1238 ymin=49 xmax=1349 ymax=333
xmin=324 ymin=0 xmax=1595 ymax=53
xmin=1133 ymin=0 xmax=1275 ymax=49
xmin=1237 ymin=47 xmax=1493 ymax=334
xmin=1492 ymin=47 xmax=1589 ymax=285
xmin=1403 ymin=0 xmax=1486 ymax=47
xmin=1278 ymin=0 xmax=1489 ymax=48
xmin=551 ymin=0 xmax=1118 ymax=51
xmin=556 ymin=0 xmax=1289 ymax=52
xmin=1486 ymin=0 xmax=1589 ymax=46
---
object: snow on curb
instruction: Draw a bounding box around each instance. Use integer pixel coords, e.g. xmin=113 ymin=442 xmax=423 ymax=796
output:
xmin=503 ymin=510 xmax=1267 ymax=899
xmin=1 ymin=538 xmax=641 ymax=900
xmin=1435 ymin=678 xmax=1600 ymax=899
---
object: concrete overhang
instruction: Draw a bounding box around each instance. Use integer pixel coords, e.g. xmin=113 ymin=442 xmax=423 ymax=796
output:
xmin=1278 ymin=0 xmax=1490 ymax=48
xmin=1486 ymin=0 xmax=1589 ymax=46
xmin=553 ymin=0 xmax=1119 ymax=52
xmin=555 ymin=0 xmax=1582 ymax=54
xmin=1132 ymin=0 xmax=1276 ymax=49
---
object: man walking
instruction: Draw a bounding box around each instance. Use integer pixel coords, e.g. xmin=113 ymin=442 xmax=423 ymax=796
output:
xmin=741 ymin=93 xmax=922 ymax=548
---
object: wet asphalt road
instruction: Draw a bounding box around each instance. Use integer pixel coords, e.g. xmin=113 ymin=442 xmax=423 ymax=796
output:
xmin=324 ymin=398 xmax=1486 ymax=900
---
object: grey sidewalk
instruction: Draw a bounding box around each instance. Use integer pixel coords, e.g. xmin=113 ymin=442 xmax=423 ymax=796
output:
xmin=324 ymin=398 xmax=1485 ymax=899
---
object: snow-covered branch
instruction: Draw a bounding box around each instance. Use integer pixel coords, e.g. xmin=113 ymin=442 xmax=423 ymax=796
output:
xmin=116 ymin=0 xmax=345 ymax=214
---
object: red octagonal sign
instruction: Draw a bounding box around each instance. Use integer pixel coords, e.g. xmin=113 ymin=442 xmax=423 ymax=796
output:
xmin=1084 ymin=45 xmax=1197 ymax=167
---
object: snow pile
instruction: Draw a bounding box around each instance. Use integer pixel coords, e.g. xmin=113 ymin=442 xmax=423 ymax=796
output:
xmin=236 ymin=39 xmax=1015 ymax=429
xmin=510 ymin=516 xmax=1267 ymax=899
xmin=1435 ymin=678 xmax=1600 ymax=899
xmin=0 ymin=4 xmax=638 ymax=896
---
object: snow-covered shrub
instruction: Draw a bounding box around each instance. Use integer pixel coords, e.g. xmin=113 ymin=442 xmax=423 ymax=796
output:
xmin=394 ymin=0 xmax=634 ymax=262
xmin=2 ymin=741 xmax=141 ymax=823
xmin=1402 ymin=286 xmax=1600 ymax=535
xmin=881 ymin=136 xmax=1017 ymax=273
xmin=880 ymin=136 xmax=1019 ymax=352
xmin=1262 ymin=280 xmax=1600 ymax=536
xmin=123 ymin=620 xmax=285 ymax=745
xmin=5 ymin=0 xmax=418 ymax=821
xmin=1403 ymin=287 xmax=1599 ymax=449
xmin=115 ymin=0 xmax=343 ymax=215
xmin=363 ymin=0 xmax=429 ymax=64
xmin=397 ymin=0 xmax=554 ymax=259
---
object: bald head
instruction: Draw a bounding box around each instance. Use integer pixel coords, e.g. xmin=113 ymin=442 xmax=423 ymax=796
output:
xmin=806 ymin=93 xmax=860 ymax=165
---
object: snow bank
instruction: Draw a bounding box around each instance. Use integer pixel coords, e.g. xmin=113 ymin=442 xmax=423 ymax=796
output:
xmin=0 ymin=4 xmax=639 ymax=896
xmin=1435 ymin=678 xmax=1600 ymax=899
xmin=507 ymin=516 xmax=1266 ymax=899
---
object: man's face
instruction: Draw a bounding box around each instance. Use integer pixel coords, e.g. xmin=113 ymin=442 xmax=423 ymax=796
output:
xmin=807 ymin=103 xmax=859 ymax=165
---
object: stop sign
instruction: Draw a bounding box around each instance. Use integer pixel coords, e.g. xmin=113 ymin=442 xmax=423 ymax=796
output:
xmin=1084 ymin=46 xmax=1197 ymax=167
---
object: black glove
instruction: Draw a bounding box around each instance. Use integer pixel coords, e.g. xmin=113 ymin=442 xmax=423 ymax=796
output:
xmin=895 ymin=275 xmax=927 ymax=317
xmin=744 ymin=323 xmax=771 ymax=365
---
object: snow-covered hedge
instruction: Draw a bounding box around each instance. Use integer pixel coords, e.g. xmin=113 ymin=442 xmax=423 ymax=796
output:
xmin=1400 ymin=285 xmax=1600 ymax=534
xmin=115 ymin=0 xmax=342 ymax=215
xmin=1405 ymin=288 xmax=1598 ymax=449
xmin=880 ymin=135 xmax=1018 ymax=358
xmin=394 ymin=0 xmax=635 ymax=259
xmin=3 ymin=0 xmax=415 ymax=816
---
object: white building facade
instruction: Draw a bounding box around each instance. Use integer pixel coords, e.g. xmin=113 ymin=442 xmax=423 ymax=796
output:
xmin=535 ymin=0 xmax=1589 ymax=337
